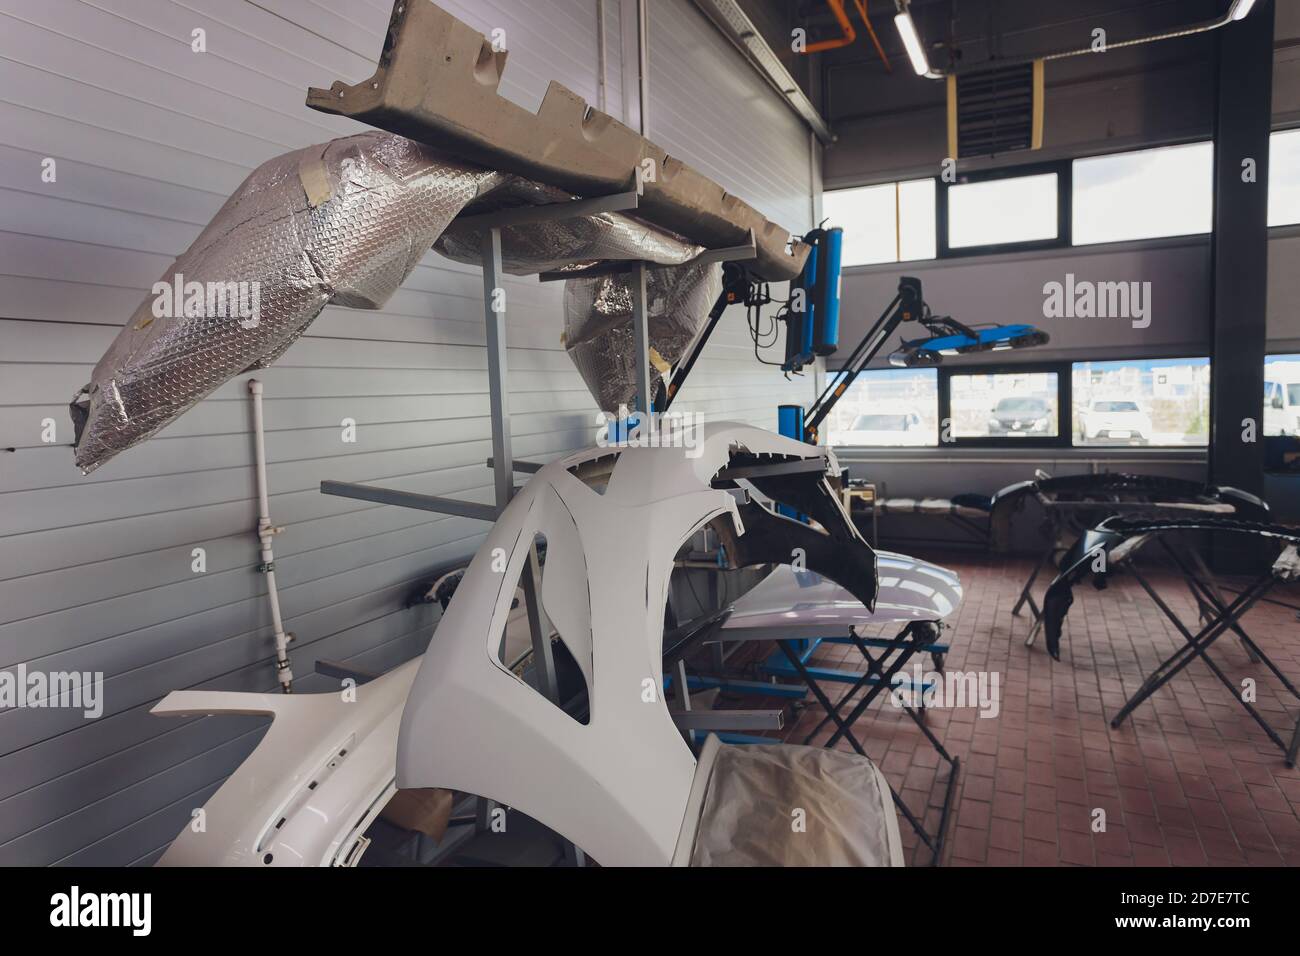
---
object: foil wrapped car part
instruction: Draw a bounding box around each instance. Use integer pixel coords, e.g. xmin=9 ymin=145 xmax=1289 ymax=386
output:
xmin=70 ymin=132 xmax=502 ymax=473
xmin=434 ymin=178 xmax=703 ymax=275
xmin=562 ymin=261 xmax=723 ymax=413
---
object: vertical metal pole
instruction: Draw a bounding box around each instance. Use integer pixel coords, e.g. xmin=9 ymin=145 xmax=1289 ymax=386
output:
xmin=808 ymin=129 xmax=822 ymax=229
xmin=481 ymin=227 xmax=559 ymax=701
xmin=618 ymin=0 xmax=639 ymax=130
xmin=676 ymin=658 xmax=695 ymax=749
xmin=482 ymin=228 xmax=513 ymax=512
xmin=636 ymin=0 xmax=650 ymax=137
xmin=631 ymin=260 xmax=652 ymax=415
xmin=596 ymin=0 xmax=608 ymax=113
xmin=476 ymin=227 xmax=509 ymax=836
xmin=676 ymin=658 xmax=692 ymax=711
xmin=482 ymin=228 xmax=559 ymax=704
xmin=521 ymin=540 xmax=558 ymax=701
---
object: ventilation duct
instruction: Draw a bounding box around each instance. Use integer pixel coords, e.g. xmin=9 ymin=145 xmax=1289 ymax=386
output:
xmin=946 ymin=61 xmax=1043 ymax=159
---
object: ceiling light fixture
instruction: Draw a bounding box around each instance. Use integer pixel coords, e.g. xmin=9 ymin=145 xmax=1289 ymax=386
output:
xmin=1229 ymin=0 xmax=1257 ymax=21
xmin=893 ymin=1 xmax=932 ymax=76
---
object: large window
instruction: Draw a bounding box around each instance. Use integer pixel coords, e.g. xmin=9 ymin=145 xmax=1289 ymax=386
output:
xmin=1072 ymin=142 xmax=1213 ymax=246
xmin=825 ymin=368 xmax=938 ymax=446
xmin=822 ymin=179 xmax=936 ymax=266
xmin=827 ymin=131 xmax=1297 ymax=269
xmin=1264 ymin=354 xmax=1300 ymax=436
xmin=1269 ymin=129 xmax=1300 ymax=227
xmin=948 ymin=370 xmax=1060 ymax=440
xmin=824 ymin=358 xmax=1225 ymax=449
xmin=944 ymin=171 xmax=1062 ymax=251
xmin=1072 ymin=358 xmax=1209 ymax=447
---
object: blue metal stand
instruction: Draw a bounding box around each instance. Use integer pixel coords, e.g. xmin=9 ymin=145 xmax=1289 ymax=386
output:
xmin=759 ymin=635 xmax=948 ymax=685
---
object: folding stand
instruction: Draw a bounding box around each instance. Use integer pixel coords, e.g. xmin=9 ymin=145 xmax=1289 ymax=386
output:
xmin=1014 ymin=494 xmax=1126 ymax=644
xmin=1109 ymin=538 xmax=1300 ymax=767
xmin=760 ymin=631 xmax=947 ymax=683
xmin=700 ymin=617 xmax=959 ymax=865
xmin=1010 ymin=542 xmax=1056 ymax=638
xmin=775 ymin=621 xmax=960 ymax=866
xmin=1018 ymin=496 xmax=1237 ymax=648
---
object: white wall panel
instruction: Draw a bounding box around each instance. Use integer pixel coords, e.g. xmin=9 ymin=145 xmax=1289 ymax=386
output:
xmin=0 ymin=0 xmax=814 ymax=865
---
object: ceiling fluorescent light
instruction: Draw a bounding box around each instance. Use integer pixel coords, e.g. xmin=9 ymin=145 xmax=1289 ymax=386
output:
xmin=1229 ymin=0 xmax=1256 ymax=20
xmin=894 ymin=4 xmax=930 ymax=76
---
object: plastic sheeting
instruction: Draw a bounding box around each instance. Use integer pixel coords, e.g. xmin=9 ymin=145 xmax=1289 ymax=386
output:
xmin=70 ymin=132 xmax=501 ymax=474
xmin=439 ymin=180 xmax=715 ymax=413
xmin=563 ymin=261 xmax=722 ymax=413
xmin=70 ymin=130 xmax=723 ymax=473
xmin=435 ymin=178 xmax=702 ymax=275
xmin=683 ymin=742 xmax=903 ymax=867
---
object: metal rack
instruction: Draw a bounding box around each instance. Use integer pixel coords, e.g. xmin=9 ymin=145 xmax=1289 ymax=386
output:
xmin=323 ymin=194 xmax=631 ymax=699
xmin=316 ymin=188 xmax=756 ymax=863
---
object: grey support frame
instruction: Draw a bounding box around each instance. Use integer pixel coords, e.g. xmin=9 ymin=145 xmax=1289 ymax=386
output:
xmin=322 ymin=194 xmax=649 ymax=698
xmin=778 ymin=622 xmax=960 ymax=866
xmin=1007 ymin=475 xmax=1264 ymax=649
xmin=1014 ymin=497 xmax=1235 ymax=647
xmin=317 ymin=191 xmax=762 ymax=860
xmin=1114 ymin=544 xmax=1296 ymax=764
xmin=321 ymin=195 xmax=649 ymax=861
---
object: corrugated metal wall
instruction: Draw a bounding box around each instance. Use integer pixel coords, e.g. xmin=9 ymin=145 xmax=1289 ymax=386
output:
xmin=0 ymin=0 xmax=815 ymax=865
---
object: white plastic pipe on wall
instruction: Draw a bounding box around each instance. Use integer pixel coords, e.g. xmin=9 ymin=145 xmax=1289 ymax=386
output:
xmin=248 ymin=379 xmax=294 ymax=693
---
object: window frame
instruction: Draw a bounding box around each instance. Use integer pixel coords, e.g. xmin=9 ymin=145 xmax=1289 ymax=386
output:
xmin=1268 ymin=126 xmax=1300 ymax=228
xmin=828 ymin=128 xmax=1299 ymax=269
xmin=1069 ymin=355 xmax=1212 ymax=450
xmin=821 ymin=177 xmax=939 ymax=267
xmin=938 ymin=361 xmax=1072 ymax=449
xmin=827 ymin=355 xmax=1216 ymax=451
xmin=822 ymin=366 xmax=941 ymax=449
xmin=937 ymin=159 xmax=1073 ymax=258
xmin=1070 ymin=140 xmax=1216 ymax=246
xmin=1263 ymin=351 xmax=1300 ymax=437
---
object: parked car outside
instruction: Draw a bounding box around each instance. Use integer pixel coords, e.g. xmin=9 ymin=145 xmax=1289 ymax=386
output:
xmin=988 ymin=396 xmax=1052 ymax=436
xmin=1077 ymin=399 xmax=1152 ymax=444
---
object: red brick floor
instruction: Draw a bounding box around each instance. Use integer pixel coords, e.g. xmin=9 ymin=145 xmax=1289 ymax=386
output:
xmin=721 ymin=554 xmax=1300 ymax=866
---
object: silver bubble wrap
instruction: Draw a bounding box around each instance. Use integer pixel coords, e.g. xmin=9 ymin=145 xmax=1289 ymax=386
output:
xmin=434 ymin=178 xmax=702 ymax=274
xmin=70 ymin=132 xmax=501 ymax=473
xmin=562 ymin=261 xmax=723 ymax=413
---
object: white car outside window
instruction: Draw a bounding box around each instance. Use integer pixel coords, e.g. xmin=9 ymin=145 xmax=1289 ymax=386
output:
xmin=1078 ymin=399 xmax=1152 ymax=444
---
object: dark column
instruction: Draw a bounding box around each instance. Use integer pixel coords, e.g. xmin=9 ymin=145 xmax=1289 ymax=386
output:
xmin=1209 ymin=1 xmax=1273 ymax=527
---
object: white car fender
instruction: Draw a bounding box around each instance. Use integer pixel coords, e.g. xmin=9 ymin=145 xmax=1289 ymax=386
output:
xmin=151 ymin=659 xmax=419 ymax=866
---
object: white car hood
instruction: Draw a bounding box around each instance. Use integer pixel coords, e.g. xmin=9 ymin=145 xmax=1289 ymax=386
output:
xmin=718 ymin=553 xmax=962 ymax=640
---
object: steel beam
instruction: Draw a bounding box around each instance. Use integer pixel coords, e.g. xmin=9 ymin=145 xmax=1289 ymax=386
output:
xmin=486 ymin=457 xmax=544 ymax=474
xmin=520 ymin=540 xmax=558 ymax=701
xmin=668 ymin=708 xmax=785 ymax=731
xmin=453 ymin=190 xmax=639 ymax=231
xmin=314 ymin=660 xmax=382 ymax=686
xmin=631 ymin=260 xmax=652 ymax=415
xmin=537 ymin=236 xmax=755 ymax=283
xmin=481 ymin=228 xmax=559 ymax=705
xmin=1209 ymin=0 xmax=1273 ymax=567
xmin=482 ymin=228 xmax=513 ymax=512
xmin=320 ymin=481 xmax=497 ymax=522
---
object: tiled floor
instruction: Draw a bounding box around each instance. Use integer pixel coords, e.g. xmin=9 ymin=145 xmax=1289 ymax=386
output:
xmin=722 ymin=554 xmax=1300 ymax=866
